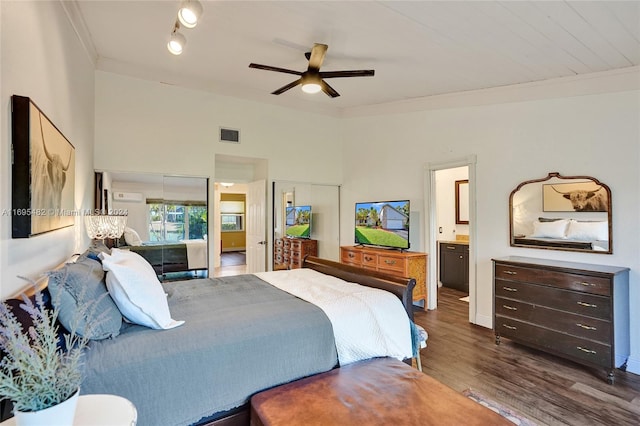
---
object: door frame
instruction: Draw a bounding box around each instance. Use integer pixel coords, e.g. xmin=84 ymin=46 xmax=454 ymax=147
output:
xmin=424 ymin=155 xmax=477 ymax=324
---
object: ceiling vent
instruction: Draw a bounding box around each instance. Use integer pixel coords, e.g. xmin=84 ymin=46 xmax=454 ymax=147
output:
xmin=220 ymin=127 xmax=240 ymax=143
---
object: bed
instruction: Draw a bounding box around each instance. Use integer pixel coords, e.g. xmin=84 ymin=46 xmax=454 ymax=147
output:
xmin=122 ymin=240 xmax=208 ymax=275
xmin=1 ymin=255 xmax=417 ymax=426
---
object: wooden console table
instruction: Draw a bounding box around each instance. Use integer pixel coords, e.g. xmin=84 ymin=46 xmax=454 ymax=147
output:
xmin=340 ymin=246 xmax=427 ymax=308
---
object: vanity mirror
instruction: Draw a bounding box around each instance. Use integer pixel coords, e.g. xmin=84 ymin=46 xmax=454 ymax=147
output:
xmin=510 ymin=172 xmax=612 ymax=254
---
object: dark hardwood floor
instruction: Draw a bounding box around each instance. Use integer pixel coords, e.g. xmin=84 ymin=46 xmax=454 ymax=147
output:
xmin=414 ymin=287 xmax=640 ymax=426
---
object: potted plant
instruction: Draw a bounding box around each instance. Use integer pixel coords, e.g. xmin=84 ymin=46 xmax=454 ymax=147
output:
xmin=0 ymin=287 xmax=88 ymax=426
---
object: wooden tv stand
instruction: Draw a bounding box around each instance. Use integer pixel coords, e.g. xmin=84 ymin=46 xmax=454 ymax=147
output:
xmin=340 ymin=246 xmax=427 ymax=309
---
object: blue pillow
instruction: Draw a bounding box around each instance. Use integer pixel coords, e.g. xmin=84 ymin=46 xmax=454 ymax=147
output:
xmin=47 ymin=257 xmax=122 ymax=340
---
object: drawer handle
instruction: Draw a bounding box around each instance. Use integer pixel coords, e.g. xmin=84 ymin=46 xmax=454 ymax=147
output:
xmin=502 ymin=305 xmax=518 ymax=311
xmin=459 ymin=255 xmax=463 ymax=259
xmin=502 ymin=286 xmax=518 ymax=292
xmin=365 ymin=256 xmax=374 ymax=261
xmin=503 ymin=270 xmax=518 ymax=275
xmin=577 ymin=346 xmax=597 ymax=355
xmin=447 ymin=246 xmax=456 ymax=250
xmin=502 ymin=324 xmax=517 ymax=330
xmin=384 ymin=260 xmax=396 ymax=265
xmin=576 ymin=281 xmax=596 ymax=287
xmin=576 ymin=323 xmax=597 ymax=331
xmin=348 ymin=253 xmax=355 ymax=258
xmin=577 ymin=301 xmax=597 ymax=308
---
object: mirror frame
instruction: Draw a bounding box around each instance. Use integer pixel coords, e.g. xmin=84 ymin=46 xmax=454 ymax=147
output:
xmin=455 ymin=179 xmax=469 ymax=225
xmin=509 ymin=172 xmax=612 ymax=254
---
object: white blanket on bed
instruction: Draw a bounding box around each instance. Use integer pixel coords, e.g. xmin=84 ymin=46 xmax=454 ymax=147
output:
xmin=254 ymin=268 xmax=413 ymax=365
xmin=180 ymin=239 xmax=208 ymax=269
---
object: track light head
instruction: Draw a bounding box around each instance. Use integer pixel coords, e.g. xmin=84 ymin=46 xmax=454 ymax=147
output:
xmin=167 ymin=27 xmax=186 ymax=55
xmin=178 ymin=0 xmax=203 ymax=29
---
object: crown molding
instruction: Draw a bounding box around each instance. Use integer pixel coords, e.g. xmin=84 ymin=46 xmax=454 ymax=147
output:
xmin=60 ymin=0 xmax=98 ymax=66
xmin=341 ymin=66 xmax=640 ymax=118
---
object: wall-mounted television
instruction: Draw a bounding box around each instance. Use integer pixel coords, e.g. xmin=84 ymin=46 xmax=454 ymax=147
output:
xmin=285 ymin=205 xmax=312 ymax=238
xmin=355 ymin=200 xmax=410 ymax=250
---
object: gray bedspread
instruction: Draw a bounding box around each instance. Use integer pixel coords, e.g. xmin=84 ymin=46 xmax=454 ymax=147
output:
xmin=80 ymin=275 xmax=338 ymax=426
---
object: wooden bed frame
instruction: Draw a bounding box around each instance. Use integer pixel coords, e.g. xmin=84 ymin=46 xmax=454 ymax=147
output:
xmin=1 ymin=255 xmax=417 ymax=426
xmin=198 ymin=256 xmax=417 ymax=426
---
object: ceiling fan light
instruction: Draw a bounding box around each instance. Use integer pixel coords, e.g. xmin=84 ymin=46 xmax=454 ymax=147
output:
xmin=167 ymin=30 xmax=186 ymax=55
xmin=301 ymin=83 xmax=322 ymax=94
xmin=178 ymin=0 xmax=203 ymax=29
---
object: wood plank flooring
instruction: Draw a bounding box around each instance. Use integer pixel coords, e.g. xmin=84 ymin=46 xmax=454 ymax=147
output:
xmin=414 ymin=287 xmax=640 ymax=426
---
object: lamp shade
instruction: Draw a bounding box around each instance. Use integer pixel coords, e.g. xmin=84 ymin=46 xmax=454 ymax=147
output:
xmin=85 ymin=215 xmax=127 ymax=240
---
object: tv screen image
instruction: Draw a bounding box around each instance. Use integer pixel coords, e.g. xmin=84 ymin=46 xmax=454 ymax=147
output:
xmin=355 ymin=200 xmax=410 ymax=250
xmin=285 ymin=205 xmax=312 ymax=238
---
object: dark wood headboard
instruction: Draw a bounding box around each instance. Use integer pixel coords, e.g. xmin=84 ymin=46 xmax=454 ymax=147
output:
xmin=302 ymin=256 xmax=416 ymax=322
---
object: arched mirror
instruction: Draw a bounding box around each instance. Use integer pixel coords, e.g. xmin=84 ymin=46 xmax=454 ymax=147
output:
xmin=510 ymin=172 xmax=612 ymax=254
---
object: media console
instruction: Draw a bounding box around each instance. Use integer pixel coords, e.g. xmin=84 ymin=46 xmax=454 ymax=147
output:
xmin=340 ymin=245 xmax=427 ymax=309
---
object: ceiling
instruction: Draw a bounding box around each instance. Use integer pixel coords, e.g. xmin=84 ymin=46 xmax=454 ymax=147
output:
xmin=73 ymin=1 xmax=640 ymax=116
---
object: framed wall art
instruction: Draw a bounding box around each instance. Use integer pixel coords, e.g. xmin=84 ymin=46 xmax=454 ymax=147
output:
xmin=542 ymin=181 xmax=608 ymax=213
xmin=455 ymin=179 xmax=469 ymax=224
xmin=12 ymin=95 xmax=76 ymax=238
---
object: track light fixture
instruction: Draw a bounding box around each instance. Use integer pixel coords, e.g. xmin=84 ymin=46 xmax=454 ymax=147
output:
xmin=167 ymin=22 xmax=186 ymax=55
xmin=177 ymin=0 xmax=203 ymax=29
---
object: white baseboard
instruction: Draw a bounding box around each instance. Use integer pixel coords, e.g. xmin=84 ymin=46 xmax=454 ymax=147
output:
xmin=625 ymin=355 xmax=640 ymax=376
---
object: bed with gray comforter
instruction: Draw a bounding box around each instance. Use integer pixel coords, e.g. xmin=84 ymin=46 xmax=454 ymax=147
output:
xmin=80 ymin=274 xmax=338 ymax=426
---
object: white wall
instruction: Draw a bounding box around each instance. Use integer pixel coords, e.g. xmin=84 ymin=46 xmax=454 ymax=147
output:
xmin=0 ymin=1 xmax=95 ymax=298
xmin=342 ymin=88 xmax=640 ymax=374
xmin=436 ymin=166 xmax=469 ymax=242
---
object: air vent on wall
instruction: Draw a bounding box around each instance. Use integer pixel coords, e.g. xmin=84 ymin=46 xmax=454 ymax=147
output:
xmin=220 ymin=127 xmax=240 ymax=143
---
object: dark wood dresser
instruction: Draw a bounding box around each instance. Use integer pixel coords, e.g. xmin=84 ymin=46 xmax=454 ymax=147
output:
xmin=493 ymin=256 xmax=629 ymax=384
xmin=274 ymin=238 xmax=318 ymax=270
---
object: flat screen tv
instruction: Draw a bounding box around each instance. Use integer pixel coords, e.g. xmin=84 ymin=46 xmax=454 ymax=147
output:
xmin=285 ymin=205 xmax=312 ymax=238
xmin=355 ymin=200 xmax=410 ymax=250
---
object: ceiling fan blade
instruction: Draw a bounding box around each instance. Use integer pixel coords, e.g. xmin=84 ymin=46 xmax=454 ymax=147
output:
xmin=319 ymin=70 xmax=375 ymax=78
xmin=249 ymin=63 xmax=302 ymax=76
xmin=271 ymin=78 xmax=302 ymax=95
xmin=307 ymin=44 xmax=328 ymax=72
xmin=320 ymin=80 xmax=340 ymax=98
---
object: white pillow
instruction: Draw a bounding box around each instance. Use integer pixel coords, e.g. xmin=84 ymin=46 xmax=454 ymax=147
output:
xmin=123 ymin=227 xmax=143 ymax=246
xmin=566 ymin=220 xmax=608 ymax=241
xmin=99 ymin=249 xmax=184 ymax=330
xmin=530 ymin=219 xmax=569 ymax=239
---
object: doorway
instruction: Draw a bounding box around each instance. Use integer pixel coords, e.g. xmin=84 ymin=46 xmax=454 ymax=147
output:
xmin=425 ymin=156 xmax=477 ymax=324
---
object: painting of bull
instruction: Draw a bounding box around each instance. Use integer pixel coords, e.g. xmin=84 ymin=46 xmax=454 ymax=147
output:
xmin=543 ymin=182 xmax=608 ymax=213
xmin=11 ymin=96 xmax=75 ymax=237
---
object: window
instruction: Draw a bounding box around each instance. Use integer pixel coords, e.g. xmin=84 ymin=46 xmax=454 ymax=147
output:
xmin=147 ymin=200 xmax=207 ymax=242
xmin=220 ymin=200 xmax=244 ymax=232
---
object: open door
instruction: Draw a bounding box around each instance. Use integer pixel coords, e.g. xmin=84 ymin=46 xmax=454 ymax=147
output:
xmin=246 ymin=179 xmax=267 ymax=273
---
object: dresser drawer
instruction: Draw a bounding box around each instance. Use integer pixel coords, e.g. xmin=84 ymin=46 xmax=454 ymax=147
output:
xmin=495 ymin=315 xmax=611 ymax=367
xmin=377 ymin=255 xmax=406 ymax=274
xmin=495 ymin=264 xmax=611 ymax=296
xmin=495 ymin=297 xmax=610 ymax=343
xmin=341 ymin=249 xmax=362 ymax=265
xmin=275 ymin=239 xmax=284 ymax=248
xmin=495 ymin=279 xmax=610 ymax=320
xmin=362 ymin=252 xmax=377 ymax=268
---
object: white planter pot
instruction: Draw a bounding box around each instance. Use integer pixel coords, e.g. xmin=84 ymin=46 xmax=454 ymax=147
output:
xmin=14 ymin=390 xmax=79 ymax=426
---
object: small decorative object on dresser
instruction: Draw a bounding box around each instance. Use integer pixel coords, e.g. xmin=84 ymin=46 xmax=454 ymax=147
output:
xmin=493 ymin=256 xmax=630 ymax=384
xmin=273 ymin=238 xmax=318 ymax=270
xmin=340 ymin=246 xmax=427 ymax=308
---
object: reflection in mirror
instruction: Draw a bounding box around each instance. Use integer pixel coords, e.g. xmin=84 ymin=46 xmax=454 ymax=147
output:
xmin=455 ymin=180 xmax=469 ymax=225
xmin=510 ymin=172 xmax=612 ymax=254
xmin=95 ymin=171 xmax=210 ymax=278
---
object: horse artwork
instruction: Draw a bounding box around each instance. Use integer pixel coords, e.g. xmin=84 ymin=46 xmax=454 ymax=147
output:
xmin=11 ymin=95 xmax=75 ymax=237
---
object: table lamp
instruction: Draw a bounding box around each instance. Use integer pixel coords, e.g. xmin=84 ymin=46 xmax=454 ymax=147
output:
xmin=85 ymin=214 xmax=127 ymax=249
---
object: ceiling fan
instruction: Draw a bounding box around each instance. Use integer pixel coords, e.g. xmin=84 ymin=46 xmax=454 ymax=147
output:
xmin=249 ymin=43 xmax=375 ymax=98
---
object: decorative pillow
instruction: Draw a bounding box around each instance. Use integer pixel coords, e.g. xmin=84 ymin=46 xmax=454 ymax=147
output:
xmin=100 ymin=249 xmax=184 ymax=330
xmin=566 ymin=220 xmax=608 ymax=241
xmin=47 ymin=257 xmax=122 ymax=340
xmin=123 ymin=227 xmax=143 ymax=246
xmin=77 ymin=244 xmax=111 ymax=263
xmin=530 ymin=219 xmax=569 ymax=239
